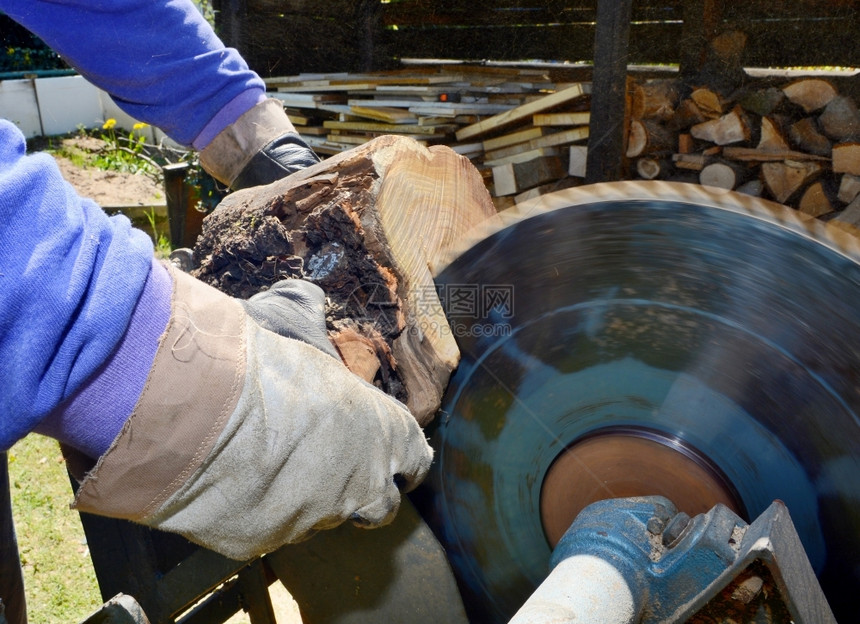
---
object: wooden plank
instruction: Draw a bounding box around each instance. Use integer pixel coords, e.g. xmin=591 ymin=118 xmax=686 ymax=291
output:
xmin=323 ymin=120 xmax=456 ymax=135
xmin=483 ymin=147 xmax=562 ymax=168
xmin=482 ymin=127 xmax=546 ymax=152
xmin=349 ymin=105 xmax=418 ymax=125
xmin=455 ymin=83 xmax=591 ymax=141
xmin=270 ymin=92 xmax=346 ymax=109
xmin=533 ymin=112 xmax=591 ymax=127
xmin=722 ymin=147 xmax=830 ymax=162
xmin=585 ymin=0 xmax=633 ymax=183
xmin=484 ymin=128 xmax=587 ymax=162
xmin=492 ymin=156 xmax=566 ymax=197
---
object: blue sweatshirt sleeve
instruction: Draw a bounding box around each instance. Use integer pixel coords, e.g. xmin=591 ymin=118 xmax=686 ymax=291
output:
xmin=0 ymin=0 xmax=266 ymax=146
xmin=0 ymin=120 xmax=158 ymax=450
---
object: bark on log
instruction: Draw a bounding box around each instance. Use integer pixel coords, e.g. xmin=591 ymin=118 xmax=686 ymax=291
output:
xmin=191 ymin=135 xmax=498 ymax=425
xmin=820 ymin=96 xmax=860 ymax=142
xmin=789 ymin=118 xmax=832 ymax=157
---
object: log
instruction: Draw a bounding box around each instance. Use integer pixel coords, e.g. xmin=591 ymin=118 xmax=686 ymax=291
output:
xmin=789 ymin=118 xmax=832 ymax=157
xmin=838 ymin=174 xmax=860 ymax=204
xmin=626 ymin=119 xmax=674 ymax=158
xmin=690 ymin=87 xmax=723 ymax=118
xmin=757 ymin=117 xmax=789 ymax=151
xmin=671 ymin=98 xmax=709 ymax=133
xmin=699 ymin=160 xmax=749 ymax=190
xmin=819 ymin=96 xmax=860 ymax=142
xmin=721 ymin=147 xmax=829 ymax=163
xmin=833 ymin=143 xmax=860 ymax=176
xmin=672 ymin=153 xmax=708 ymax=171
xmin=782 ymin=78 xmax=838 ymax=113
xmin=678 ymin=133 xmax=696 ymax=154
xmin=761 ymin=160 xmax=823 ymax=204
xmin=191 ymin=135 xmax=498 ymax=425
xmin=833 ymin=195 xmax=860 ymax=227
xmin=635 ymin=157 xmax=670 ymax=180
xmin=738 ymin=87 xmax=785 ymax=117
xmin=798 ymin=181 xmax=834 ymax=218
xmin=631 ymin=78 xmax=680 ymax=121
xmin=736 ymin=179 xmax=764 ymax=197
xmin=691 ymin=108 xmax=750 ymax=145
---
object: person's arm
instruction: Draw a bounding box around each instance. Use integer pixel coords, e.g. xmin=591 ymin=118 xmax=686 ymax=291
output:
xmin=0 ymin=120 xmax=159 ymax=451
xmin=0 ymin=119 xmax=432 ymax=559
xmin=1 ymin=0 xmax=263 ymax=148
xmin=2 ymin=0 xmax=319 ymax=187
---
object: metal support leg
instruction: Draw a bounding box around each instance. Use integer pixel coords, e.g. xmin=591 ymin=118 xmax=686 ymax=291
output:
xmin=0 ymin=452 xmax=26 ymax=624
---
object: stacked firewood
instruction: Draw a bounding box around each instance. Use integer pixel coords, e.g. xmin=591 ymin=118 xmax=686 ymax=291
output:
xmin=626 ymin=76 xmax=860 ymax=225
xmin=265 ymin=66 xmax=860 ymax=223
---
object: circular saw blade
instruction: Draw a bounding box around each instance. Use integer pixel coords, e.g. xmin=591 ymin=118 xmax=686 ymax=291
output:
xmin=419 ymin=181 xmax=860 ymax=623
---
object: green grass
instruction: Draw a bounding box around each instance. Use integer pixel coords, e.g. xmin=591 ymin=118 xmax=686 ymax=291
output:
xmin=7 ymin=434 xmax=101 ymax=622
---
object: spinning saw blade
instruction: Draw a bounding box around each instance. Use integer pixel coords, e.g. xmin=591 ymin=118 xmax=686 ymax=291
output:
xmin=417 ymin=181 xmax=860 ymax=623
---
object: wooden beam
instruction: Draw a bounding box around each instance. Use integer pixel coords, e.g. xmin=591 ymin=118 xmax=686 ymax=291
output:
xmin=585 ymin=0 xmax=633 ymax=183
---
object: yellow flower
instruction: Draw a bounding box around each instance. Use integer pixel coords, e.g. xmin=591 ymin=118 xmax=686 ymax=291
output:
xmin=102 ymin=118 xmax=117 ymax=130
xmin=132 ymin=122 xmax=148 ymax=130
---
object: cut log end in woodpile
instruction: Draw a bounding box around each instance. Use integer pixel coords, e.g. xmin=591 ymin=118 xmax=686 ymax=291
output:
xmin=191 ymin=135 xmax=498 ymax=426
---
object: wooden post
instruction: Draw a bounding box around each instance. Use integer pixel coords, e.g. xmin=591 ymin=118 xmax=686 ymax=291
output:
xmin=679 ymin=0 xmax=724 ymax=79
xmin=585 ymin=0 xmax=633 ymax=184
xmin=211 ymin=0 xmax=247 ymax=55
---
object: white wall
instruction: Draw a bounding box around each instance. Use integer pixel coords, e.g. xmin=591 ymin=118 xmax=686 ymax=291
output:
xmin=0 ymin=74 xmax=169 ymax=145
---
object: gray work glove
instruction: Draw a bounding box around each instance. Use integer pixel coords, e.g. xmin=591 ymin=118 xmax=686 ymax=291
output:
xmin=242 ymin=279 xmax=339 ymax=360
xmin=71 ymin=265 xmax=433 ymax=561
xmin=199 ymin=98 xmax=320 ymax=191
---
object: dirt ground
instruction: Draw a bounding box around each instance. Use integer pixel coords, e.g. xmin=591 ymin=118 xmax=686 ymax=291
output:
xmin=44 ymin=135 xmax=167 ymax=207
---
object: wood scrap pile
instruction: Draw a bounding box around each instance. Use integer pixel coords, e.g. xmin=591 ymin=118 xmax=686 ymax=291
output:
xmin=265 ymin=65 xmax=592 ymax=206
xmin=267 ymin=65 xmax=561 ymax=155
xmin=267 ymin=66 xmax=860 ymax=225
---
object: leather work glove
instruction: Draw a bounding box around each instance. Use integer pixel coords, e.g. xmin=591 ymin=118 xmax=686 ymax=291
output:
xmin=199 ymin=98 xmax=320 ymax=191
xmin=241 ymin=279 xmax=339 ymax=360
xmin=71 ymin=265 xmax=433 ymax=561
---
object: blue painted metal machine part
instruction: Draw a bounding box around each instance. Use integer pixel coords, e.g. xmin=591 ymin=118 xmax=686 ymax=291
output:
xmin=509 ymin=496 xmax=836 ymax=623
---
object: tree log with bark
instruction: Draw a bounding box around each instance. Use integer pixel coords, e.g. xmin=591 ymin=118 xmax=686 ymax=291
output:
xmin=191 ymin=135 xmax=498 ymax=425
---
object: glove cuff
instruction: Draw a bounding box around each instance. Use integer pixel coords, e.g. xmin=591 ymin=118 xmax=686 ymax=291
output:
xmin=71 ymin=265 xmax=247 ymax=521
xmin=198 ymin=98 xmax=297 ymax=187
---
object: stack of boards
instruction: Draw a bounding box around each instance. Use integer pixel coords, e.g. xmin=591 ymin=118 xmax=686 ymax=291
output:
xmin=267 ymin=65 xmax=860 ymax=225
